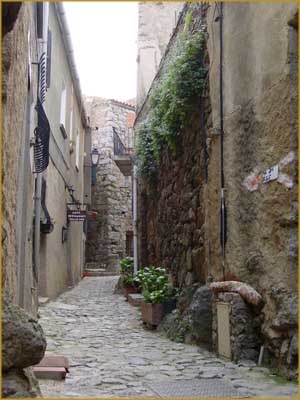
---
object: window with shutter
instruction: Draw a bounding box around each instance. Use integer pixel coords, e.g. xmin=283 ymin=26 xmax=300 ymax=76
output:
xmin=75 ymin=129 xmax=80 ymax=171
xmin=36 ymin=3 xmax=44 ymax=39
xmin=60 ymin=82 xmax=67 ymax=139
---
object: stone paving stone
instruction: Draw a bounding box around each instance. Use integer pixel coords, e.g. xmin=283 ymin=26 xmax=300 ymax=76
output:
xmin=147 ymin=378 xmax=243 ymax=398
xmin=38 ymin=276 xmax=298 ymax=398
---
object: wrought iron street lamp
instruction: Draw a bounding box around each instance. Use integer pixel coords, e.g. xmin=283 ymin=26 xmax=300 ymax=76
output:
xmin=91 ymin=148 xmax=100 ymax=167
xmin=90 ymin=148 xmax=100 ymax=185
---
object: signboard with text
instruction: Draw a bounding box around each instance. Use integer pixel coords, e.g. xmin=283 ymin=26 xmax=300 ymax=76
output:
xmin=67 ymin=209 xmax=86 ymax=222
xmin=67 ymin=203 xmax=87 ymax=222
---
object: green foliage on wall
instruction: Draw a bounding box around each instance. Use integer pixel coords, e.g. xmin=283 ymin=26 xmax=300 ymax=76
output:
xmin=136 ymin=123 xmax=157 ymax=181
xmin=136 ymin=11 xmax=206 ymax=180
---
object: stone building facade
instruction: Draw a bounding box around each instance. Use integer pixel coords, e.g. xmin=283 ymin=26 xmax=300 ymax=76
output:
xmin=135 ymin=2 xmax=298 ymax=378
xmin=2 ymin=3 xmax=46 ymax=397
xmin=85 ymin=97 xmax=135 ymax=272
xmin=2 ymin=2 xmax=36 ymax=308
xmin=3 ymin=2 xmax=90 ymax=309
xmin=137 ymin=1 xmax=183 ymax=106
xmin=2 ymin=3 xmax=90 ymax=396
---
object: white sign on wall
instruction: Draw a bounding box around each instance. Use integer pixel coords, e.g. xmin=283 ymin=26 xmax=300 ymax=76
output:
xmin=262 ymin=165 xmax=279 ymax=184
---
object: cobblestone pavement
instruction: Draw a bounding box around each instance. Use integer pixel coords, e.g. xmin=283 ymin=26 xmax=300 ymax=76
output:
xmin=38 ymin=277 xmax=298 ymax=398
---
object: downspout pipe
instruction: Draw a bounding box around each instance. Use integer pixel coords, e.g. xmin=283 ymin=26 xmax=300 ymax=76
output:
xmin=133 ymin=165 xmax=138 ymax=276
xmin=219 ymin=2 xmax=226 ymax=281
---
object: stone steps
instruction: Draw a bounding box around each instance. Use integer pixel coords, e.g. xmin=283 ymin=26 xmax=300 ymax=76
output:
xmin=128 ymin=293 xmax=144 ymax=307
xmin=84 ymin=268 xmax=119 ymax=277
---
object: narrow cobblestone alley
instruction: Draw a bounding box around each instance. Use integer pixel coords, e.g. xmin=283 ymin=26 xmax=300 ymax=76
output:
xmin=38 ymin=277 xmax=298 ymax=398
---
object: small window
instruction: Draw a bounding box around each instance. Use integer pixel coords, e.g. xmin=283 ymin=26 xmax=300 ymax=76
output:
xmin=69 ymin=86 xmax=74 ymax=141
xmin=75 ymin=129 xmax=80 ymax=170
xmin=36 ymin=3 xmax=44 ymax=39
xmin=59 ymin=82 xmax=67 ymax=138
xmin=69 ymin=110 xmax=73 ymax=152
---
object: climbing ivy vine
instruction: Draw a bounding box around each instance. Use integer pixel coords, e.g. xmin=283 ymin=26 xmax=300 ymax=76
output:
xmin=136 ymin=10 xmax=206 ymax=180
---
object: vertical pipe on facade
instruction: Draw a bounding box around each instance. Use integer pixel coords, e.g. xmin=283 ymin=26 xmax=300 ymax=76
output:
xmin=219 ymin=2 xmax=226 ymax=281
xmin=133 ymin=165 xmax=138 ymax=275
xmin=34 ymin=2 xmax=49 ymax=290
xmin=200 ymin=2 xmax=208 ymax=183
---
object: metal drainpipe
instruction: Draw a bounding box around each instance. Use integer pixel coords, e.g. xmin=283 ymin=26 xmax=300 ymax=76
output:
xmin=219 ymin=2 xmax=226 ymax=281
xmin=33 ymin=3 xmax=49 ymax=292
xmin=133 ymin=165 xmax=138 ymax=276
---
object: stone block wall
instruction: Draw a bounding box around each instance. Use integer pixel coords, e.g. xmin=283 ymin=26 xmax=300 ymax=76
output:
xmin=2 ymin=3 xmax=28 ymax=303
xmin=2 ymin=4 xmax=47 ymax=397
xmin=2 ymin=2 xmax=37 ymax=311
xmin=136 ymin=3 xmax=211 ymax=288
xmin=85 ymin=97 xmax=134 ymax=271
xmin=137 ymin=1 xmax=184 ymax=107
xmin=212 ymin=292 xmax=262 ymax=362
xmin=138 ymin=106 xmax=211 ymax=287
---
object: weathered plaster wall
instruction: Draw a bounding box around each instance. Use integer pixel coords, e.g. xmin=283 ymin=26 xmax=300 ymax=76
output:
xmin=206 ymin=2 xmax=298 ymax=376
xmin=85 ymin=97 xmax=134 ymax=271
xmin=38 ymin=3 xmax=87 ymax=299
xmin=137 ymin=1 xmax=183 ymax=107
xmin=136 ymin=1 xmax=298 ymax=377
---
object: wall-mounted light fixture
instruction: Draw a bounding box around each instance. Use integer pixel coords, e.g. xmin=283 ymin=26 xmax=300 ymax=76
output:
xmin=91 ymin=148 xmax=100 ymax=186
xmin=83 ymin=148 xmax=101 ymax=185
xmin=91 ymin=148 xmax=100 ymax=167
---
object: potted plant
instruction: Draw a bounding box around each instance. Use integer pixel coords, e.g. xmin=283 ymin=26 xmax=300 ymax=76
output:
xmin=120 ymin=257 xmax=138 ymax=300
xmin=135 ymin=266 xmax=177 ymax=327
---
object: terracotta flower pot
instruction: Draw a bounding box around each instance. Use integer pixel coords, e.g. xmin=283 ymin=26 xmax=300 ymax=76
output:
xmin=124 ymin=285 xmax=138 ymax=300
xmin=141 ymin=301 xmax=165 ymax=326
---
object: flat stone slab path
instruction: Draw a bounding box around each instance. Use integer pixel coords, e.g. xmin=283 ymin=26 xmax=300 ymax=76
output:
xmin=38 ymin=277 xmax=298 ymax=398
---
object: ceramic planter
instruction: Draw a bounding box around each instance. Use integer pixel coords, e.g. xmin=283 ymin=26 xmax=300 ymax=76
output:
xmin=141 ymin=299 xmax=177 ymax=326
xmin=123 ymin=285 xmax=138 ymax=300
xmin=141 ymin=301 xmax=165 ymax=326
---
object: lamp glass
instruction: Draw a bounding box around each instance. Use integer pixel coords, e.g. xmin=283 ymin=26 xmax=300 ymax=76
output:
xmin=91 ymin=148 xmax=100 ymax=166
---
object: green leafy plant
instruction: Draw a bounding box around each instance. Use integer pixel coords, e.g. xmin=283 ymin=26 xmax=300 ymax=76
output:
xmin=120 ymin=257 xmax=134 ymax=274
xmin=134 ymin=266 xmax=176 ymax=304
xmin=120 ymin=257 xmax=135 ymax=287
xmin=136 ymin=12 xmax=206 ymax=179
xmin=136 ymin=123 xmax=157 ymax=181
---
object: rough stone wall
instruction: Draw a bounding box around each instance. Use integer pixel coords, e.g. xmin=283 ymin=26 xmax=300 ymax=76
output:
xmin=136 ymin=1 xmax=298 ymax=377
xmin=2 ymin=3 xmax=33 ymax=304
xmin=206 ymin=2 xmax=298 ymax=376
xmin=137 ymin=1 xmax=183 ymax=107
xmin=138 ymin=108 xmax=211 ymax=287
xmin=85 ymin=97 xmax=134 ymax=271
xmin=212 ymin=292 xmax=262 ymax=363
xmin=2 ymin=4 xmax=47 ymax=397
xmin=136 ymin=3 xmax=211 ymax=288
